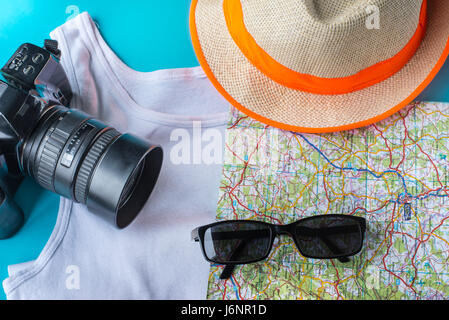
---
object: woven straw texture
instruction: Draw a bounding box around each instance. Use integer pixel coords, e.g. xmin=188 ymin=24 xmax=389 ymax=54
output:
xmin=193 ymin=0 xmax=449 ymax=131
xmin=242 ymin=0 xmax=422 ymax=77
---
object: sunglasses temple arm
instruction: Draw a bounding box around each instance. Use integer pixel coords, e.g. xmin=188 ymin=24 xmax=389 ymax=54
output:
xmin=220 ymin=249 xmax=349 ymax=280
xmin=220 ymin=265 xmax=236 ymax=280
xmin=219 ymin=239 xmax=249 ymax=280
xmin=191 ymin=227 xmax=237 ymax=279
xmin=191 ymin=228 xmax=259 ymax=280
xmin=217 ymin=229 xmax=352 ymax=279
xmin=220 ymin=238 xmax=350 ymax=280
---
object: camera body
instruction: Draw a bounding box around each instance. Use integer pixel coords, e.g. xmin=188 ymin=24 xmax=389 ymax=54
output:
xmin=0 ymin=40 xmax=163 ymax=238
xmin=0 ymin=41 xmax=71 ymax=146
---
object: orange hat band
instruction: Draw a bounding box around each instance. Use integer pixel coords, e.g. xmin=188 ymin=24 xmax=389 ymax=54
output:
xmin=223 ymin=0 xmax=428 ymax=95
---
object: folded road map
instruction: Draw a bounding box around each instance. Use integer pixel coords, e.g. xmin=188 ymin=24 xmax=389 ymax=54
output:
xmin=208 ymin=102 xmax=449 ymax=300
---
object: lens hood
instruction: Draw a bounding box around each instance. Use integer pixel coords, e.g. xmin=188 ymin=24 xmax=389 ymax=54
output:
xmin=85 ymin=134 xmax=163 ymax=228
xmin=21 ymin=106 xmax=163 ymax=229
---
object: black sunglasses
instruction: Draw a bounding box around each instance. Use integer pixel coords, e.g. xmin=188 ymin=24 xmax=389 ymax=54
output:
xmin=192 ymin=214 xmax=366 ymax=279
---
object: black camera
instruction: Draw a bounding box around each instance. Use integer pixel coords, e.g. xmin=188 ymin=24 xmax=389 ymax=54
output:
xmin=0 ymin=40 xmax=163 ymax=238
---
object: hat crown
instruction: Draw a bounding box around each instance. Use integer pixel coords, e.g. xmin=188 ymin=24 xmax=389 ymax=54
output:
xmin=238 ymin=0 xmax=424 ymax=78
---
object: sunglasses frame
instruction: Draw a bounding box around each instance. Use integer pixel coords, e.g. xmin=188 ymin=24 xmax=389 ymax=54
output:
xmin=192 ymin=214 xmax=366 ymax=265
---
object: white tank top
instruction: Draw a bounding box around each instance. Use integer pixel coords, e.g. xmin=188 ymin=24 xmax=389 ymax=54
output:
xmin=2 ymin=12 xmax=230 ymax=299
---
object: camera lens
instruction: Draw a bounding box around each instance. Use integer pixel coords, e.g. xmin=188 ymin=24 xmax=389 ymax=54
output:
xmin=19 ymin=105 xmax=163 ymax=228
xmin=118 ymin=160 xmax=145 ymax=209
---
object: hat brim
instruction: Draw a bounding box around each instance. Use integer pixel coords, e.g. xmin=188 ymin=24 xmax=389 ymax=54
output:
xmin=190 ymin=0 xmax=449 ymax=133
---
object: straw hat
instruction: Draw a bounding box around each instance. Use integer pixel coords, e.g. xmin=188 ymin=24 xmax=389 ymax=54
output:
xmin=190 ymin=0 xmax=449 ymax=133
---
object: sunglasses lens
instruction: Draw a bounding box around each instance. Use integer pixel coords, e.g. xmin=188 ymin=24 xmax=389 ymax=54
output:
xmin=294 ymin=216 xmax=363 ymax=259
xmin=203 ymin=221 xmax=271 ymax=264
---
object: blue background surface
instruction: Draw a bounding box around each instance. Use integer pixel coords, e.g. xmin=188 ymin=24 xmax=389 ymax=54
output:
xmin=0 ymin=0 xmax=447 ymax=300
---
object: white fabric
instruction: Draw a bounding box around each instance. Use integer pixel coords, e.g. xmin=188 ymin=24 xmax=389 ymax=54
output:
xmin=2 ymin=12 xmax=230 ymax=299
